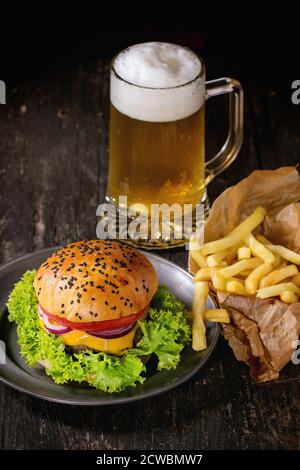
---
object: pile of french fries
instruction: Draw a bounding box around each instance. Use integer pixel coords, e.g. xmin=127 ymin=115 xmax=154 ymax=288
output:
xmin=190 ymin=206 xmax=300 ymax=351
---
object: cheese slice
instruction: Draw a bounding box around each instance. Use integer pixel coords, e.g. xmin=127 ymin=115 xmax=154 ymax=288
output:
xmin=39 ymin=319 xmax=136 ymax=355
xmin=61 ymin=328 xmax=136 ymax=354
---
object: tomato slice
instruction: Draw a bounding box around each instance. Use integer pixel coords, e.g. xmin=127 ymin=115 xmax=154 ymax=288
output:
xmin=39 ymin=304 xmax=148 ymax=331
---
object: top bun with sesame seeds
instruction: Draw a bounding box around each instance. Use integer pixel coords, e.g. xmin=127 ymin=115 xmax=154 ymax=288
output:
xmin=34 ymin=240 xmax=158 ymax=323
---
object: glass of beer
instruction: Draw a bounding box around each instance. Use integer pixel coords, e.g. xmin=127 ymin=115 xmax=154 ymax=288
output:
xmin=106 ymin=42 xmax=243 ymax=248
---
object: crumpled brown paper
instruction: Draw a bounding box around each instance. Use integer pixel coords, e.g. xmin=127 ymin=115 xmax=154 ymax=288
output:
xmin=190 ymin=167 xmax=300 ymax=382
xmin=218 ymin=292 xmax=300 ymax=382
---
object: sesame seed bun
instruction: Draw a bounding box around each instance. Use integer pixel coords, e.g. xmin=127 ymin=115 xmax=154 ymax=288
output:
xmin=34 ymin=240 xmax=158 ymax=323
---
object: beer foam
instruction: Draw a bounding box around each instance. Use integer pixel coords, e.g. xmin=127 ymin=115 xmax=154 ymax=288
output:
xmin=111 ymin=42 xmax=205 ymax=122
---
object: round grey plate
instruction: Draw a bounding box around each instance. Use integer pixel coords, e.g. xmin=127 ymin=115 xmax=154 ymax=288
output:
xmin=0 ymin=248 xmax=219 ymax=405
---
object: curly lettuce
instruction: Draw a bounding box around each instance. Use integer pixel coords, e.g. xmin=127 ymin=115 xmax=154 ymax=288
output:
xmin=6 ymin=271 xmax=191 ymax=392
xmin=131 ymin=286 xmax=191 ymax=370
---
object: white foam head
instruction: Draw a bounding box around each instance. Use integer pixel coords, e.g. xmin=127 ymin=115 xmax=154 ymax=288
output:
xmin=110 ymin=42 xmax=205 ymax=122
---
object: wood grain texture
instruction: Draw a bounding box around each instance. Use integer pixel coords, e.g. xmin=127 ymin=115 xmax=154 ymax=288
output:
xmin=0 ymin=58 xmax=299 ymax=450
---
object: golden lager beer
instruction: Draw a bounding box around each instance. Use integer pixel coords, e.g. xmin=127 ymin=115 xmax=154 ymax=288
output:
xmin=108 ymin=104 xmax=205 ymax=207
xmin=107 ymin=42 xmax=206 ymax=209
xmin=106 ymin=42 xmax=243 ymax=247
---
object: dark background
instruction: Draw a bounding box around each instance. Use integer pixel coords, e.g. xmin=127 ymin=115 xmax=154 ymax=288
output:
xmin=0 ymin=12 xmax=300 ymax=450
xmin=1 ymin=10 xmax=299 ymax=83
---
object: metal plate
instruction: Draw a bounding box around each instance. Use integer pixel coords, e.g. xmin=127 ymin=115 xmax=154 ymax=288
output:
xmin=0 ymin=248 xmax=219 ymax=405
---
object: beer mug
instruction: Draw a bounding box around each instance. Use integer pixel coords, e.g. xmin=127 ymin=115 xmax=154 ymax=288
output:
xmin=106 ymin=42 xmax=243 ymax=248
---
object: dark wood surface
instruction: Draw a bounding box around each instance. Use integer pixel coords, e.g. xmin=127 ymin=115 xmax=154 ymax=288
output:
xmin=0 ymin=57 xmax=299 ymax=451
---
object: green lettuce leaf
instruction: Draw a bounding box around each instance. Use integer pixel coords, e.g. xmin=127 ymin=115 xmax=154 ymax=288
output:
xmin=6 ymin=272 xmax=191 ymax=392
xmin=131 ymin=286 xmax=191 ymax=370
xmin=6 ymin=270 xmax=42 ymax=366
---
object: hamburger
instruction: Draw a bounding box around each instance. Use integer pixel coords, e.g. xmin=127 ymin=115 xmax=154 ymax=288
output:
xmin=34 ymin=240 xmax=158 ymax=355
xmin=7 ymin=240 xmax=191 ymax=393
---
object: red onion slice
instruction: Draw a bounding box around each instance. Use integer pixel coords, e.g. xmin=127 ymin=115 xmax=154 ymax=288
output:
xmin=87 ymin=322 xmax=136 ymax=339
xmin=38 ymin=305 xmax=72 ymax=335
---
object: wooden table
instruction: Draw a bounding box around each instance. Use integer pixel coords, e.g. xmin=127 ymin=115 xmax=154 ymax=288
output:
xmin=0 ymin=57 xmax=299 ymax=450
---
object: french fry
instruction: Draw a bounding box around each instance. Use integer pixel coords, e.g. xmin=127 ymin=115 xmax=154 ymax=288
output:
xmin=245 ymin=263 xmax=273 ymax=294
xmin=256 ymin=234 xmax=272 ymax=245
xmin=194 ymin=267 xmax=213 ymax=282
xmin=192 ymin=282 xmax=209 ymax=351
xmin=201 ymin=207 xmax=266 ymax=255
xmin=207 ymin=249 xmax=230 ymax=267
xmin=207 ymin=243 xmax=242 ymax=267
xmin=238 ymin=269 xmax=253 ymax=277
xmin=229 ymin=277 xmax=245 ymax=285
xmin=244 ymin=233 xmax=275 ymax=264
xmin=280 ymin=291 xmax=299 ymax=304
xmin=256 ymin=233 xmax=282 ymax=266
xmin=211 ymin=270 xmax=227 ymax=291
xmin=272 ymin=254 xmax=283 ymax=267
xmin=256 ymin=235 xmax=282 ymax=266
xmin=292 ymin=273 xmax=300 ymax=287
xmin=224 ymin=243 xmax=243 ymax=263
xmin=189 ymin=237 xmax=207 ymax=268
xmin=204 ymin=308 xmax=230 ymax=323
xmin=266 ymin=244 xmax=300 ymax=266
xmin=259 ymin=264 xmax=299 ymax=289
xmin=219 ymin=257 xmax=262 ymax=279
xmin=237 ymin=246 xmax=251 ymax=260
xmin=256 ymin=282 xmax=300 ymax=299
xmin=245 ymin=234 xmax=283 ymax=265
xmin=226 ymin=280 xmax=248 ymax=295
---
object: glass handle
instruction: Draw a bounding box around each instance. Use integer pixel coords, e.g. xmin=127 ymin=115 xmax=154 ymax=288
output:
xmin=205 ymin=77 xmax=243 ymax=184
